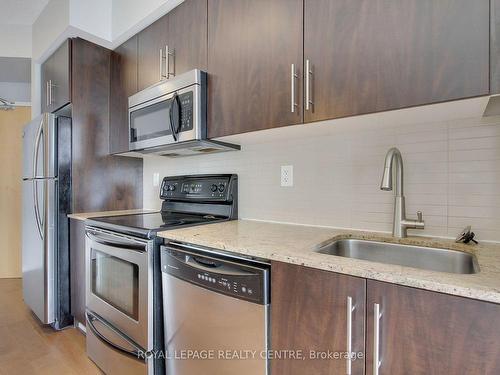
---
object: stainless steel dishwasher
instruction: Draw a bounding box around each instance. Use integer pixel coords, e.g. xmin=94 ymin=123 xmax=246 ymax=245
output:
xmin=161 ymin=242 xmax=270 ymax=375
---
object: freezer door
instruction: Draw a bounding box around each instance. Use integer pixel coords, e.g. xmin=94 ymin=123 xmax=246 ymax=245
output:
xmin=22 ymin=178 xmax=57 ymax=324
xmin=22 ymin=113 xmax=56 ymax=179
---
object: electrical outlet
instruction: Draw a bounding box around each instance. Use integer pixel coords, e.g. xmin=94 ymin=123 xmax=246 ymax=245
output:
xmin=281 ymin=165 xmax=293 ymax=187
xmin=153 ymin=172 xmax=160 ymax=187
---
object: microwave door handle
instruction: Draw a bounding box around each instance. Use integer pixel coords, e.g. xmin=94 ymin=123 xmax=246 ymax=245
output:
xmin=169 ymin=92 xmax=181 ymax=141
xmin=86 ymin=312 xmax=143 ymax=359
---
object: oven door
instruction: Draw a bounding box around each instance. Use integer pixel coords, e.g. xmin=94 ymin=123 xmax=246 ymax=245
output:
xmin=128 ymin=85 xmax=201 ymax=151
xmin=85 ymin=227 xmax=152 ymax=350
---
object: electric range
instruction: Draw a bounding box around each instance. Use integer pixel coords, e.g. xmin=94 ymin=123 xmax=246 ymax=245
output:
xmin=83 ymin=174 xmax=238 ymax=375
xmin=87 ymin=174 xmax=238 ymax=238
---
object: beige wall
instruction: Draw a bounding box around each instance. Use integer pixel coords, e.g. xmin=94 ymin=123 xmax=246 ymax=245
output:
xmin=0 ymin=106 xmax=31 ymax=278
xmin=143 ymin=99 xmax=500 ymax=242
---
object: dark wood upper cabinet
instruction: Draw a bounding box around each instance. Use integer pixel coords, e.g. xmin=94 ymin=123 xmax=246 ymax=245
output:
xmin=71 ymin=38 xmax=143 ymax=213
xmin=167 ymin=0 xmax=207 ymax=75
xmin=304 ymin=0 xmax=490 ymax=123
xmin=41 ymin=39 xmax=71 ymax=113
xmin=366 ymin=280 xmax=500 ymax=375
xmin=137 ymin=0 xmax=207 ymax=91
xmin=137 ymin=15 xmax=169 ymax=91
xmin=271 ymin=262 xmax=366 ymax=375
xmin=491 ymin=0 xmax=500 ymax=93
xmin=109 ymin=35 xmax=138 ymax=154
xmin=207 ymin=0 xmax=303 ymax=138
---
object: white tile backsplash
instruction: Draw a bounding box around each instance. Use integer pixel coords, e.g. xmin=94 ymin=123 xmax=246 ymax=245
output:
xmin=143 ymin=106 xmax=500 ymax=242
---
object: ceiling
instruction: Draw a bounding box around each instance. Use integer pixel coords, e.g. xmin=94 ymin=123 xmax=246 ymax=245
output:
xmin=0 ymin=0 xmax=49 ymax=25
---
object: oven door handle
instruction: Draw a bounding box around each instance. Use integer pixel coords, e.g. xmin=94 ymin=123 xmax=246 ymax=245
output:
xmin=86 ymin=229 xmax=147 ymax=252
xmin=86 ymin=311 xmax=145 ymax=360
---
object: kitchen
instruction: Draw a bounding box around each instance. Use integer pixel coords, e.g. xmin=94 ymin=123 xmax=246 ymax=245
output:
xmin=0 ymin=0 xmax=500 ymax=374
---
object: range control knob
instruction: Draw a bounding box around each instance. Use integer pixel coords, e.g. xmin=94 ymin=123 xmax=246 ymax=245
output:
xmin=210 ymin=184 xmax=218 ymax=192
xmin=218 ymin=184 xmax=225 ymax=192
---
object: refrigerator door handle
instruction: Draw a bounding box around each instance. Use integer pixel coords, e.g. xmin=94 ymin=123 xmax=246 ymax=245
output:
xmin=32 ymin=117 xmax=44 ymax=179
xmin=32 ymin=116 xmax=45 ymax=240
xmin=33 ymin=179 xmax=43 ymax=240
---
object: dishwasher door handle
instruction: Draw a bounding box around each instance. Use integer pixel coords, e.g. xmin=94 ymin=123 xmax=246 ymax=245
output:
xmin=185 ymin=255 xmax=257 ymax=277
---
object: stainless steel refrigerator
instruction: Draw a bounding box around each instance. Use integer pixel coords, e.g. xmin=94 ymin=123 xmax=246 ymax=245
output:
xmin=22 ymin=113 xmax=72 ymax=329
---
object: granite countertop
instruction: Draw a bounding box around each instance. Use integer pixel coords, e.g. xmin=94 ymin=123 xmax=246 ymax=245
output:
xmin=157 ymin=220 xmax=500 ymax=304
xmin=68 ymin=208 xmax=158 ymax=221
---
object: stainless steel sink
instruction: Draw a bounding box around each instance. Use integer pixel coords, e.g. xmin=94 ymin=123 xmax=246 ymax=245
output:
xmin=315 ymin=239 xmax=479 ymax=274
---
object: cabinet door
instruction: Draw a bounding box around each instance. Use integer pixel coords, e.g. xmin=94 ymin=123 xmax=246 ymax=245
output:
xmin=49 ymin=39 xmax=71 ymax=111
xmin=207 ymin=0 xmax=303 ymax=138
xmin=40 ymin=58 xmax=51 ymax=113
xmin=304 ymin=0 xmax=490 ymax=123
xmin=40 ymin=40 xmax=71 ymax=113
xmin=166 ymin=0 xmax=207 ymax=76
xmin=70 ymin=219 xmax=86 ymax=325
xmin=366 ymin=280 xmax=500 ymax=375
xmin=109 ymin=36 xmax=138 ymax=154
xmin=137 ymin=15 xmax=169 ymax=91
xmin=271 ymin=262 xmax=366 ymax=375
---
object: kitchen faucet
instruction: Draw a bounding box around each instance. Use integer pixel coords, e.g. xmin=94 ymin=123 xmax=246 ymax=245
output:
xmin=380 ymin=147 xmax=425 ymax=238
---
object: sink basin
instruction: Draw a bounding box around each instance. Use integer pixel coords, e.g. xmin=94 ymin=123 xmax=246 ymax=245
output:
xmin=315 ymin=239 xmax=479 ymax=274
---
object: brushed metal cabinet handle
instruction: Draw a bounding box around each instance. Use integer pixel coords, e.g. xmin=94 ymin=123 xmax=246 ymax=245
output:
xmin=305 ymin=59 xmax=313 ymax=111
xmin=290 ymin=64 xmax=298 ymax=113
xmin=166 ymin=45 xmax=175 ymax=78
xmin=46 ymin=81 xmax=49 ymax=107
xmin=346 ymin=296 xmax=355 ymax=375
xmin=373 ymin=303 xmax=382 ymax=375
xmin=159 ymin=48 xmax=166 ymax=81
xmin=48 ymin=79 xmax=53 ymax=106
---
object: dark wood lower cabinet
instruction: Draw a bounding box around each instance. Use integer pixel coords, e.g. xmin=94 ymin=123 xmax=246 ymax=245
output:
xmin=271 ymin=261 xmax=366 ymax=375
xmin=366 ymin=280 xmax=500 ymax=375
xmin=70 ymin=219 xmax=86 ymax=325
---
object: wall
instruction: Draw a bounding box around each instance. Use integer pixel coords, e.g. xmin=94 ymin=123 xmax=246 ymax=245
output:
xmin=0 ymin=57 xmax=31 ymax=104
xmin=32 ymin=0 xmax=70 ymax=62
xmin=0 ymin=106 xmax=31 ymax=278
xmin=69 ymin=0 xmax=112 ymax=42
xmin=0 ymin=25 xmax=32 ymax=58
xmin=143 ymin=97 xmax=500 ymax=242
xmin=111 ymin=0 xmax=183 ymax=43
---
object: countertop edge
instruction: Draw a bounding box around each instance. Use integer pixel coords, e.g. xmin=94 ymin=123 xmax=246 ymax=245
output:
xmin=157 ymin=221 xmax=500 ymax=305
xmin=68 ymin=208 xmax=158 ymax=221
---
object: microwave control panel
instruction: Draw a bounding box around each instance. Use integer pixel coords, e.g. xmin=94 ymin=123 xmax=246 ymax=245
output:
xmin=178 ymin=91 xmax=194 ymax=132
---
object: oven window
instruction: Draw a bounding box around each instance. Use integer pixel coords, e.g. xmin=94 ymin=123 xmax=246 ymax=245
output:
xmin=130 ymin=99 xmax=172 ymax=142
xmin=91 ymin=250 xmax=139 ymax=320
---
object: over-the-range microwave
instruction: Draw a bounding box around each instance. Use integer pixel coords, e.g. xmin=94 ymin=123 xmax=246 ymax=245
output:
xmin=127 ymin=69 xmax=239 ymax=157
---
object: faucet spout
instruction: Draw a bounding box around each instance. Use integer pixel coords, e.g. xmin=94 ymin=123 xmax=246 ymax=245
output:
xmin=380 ymin=147 xmax=423 ymax=238
xmin=380 ymin=147 xmax=403 ymax=196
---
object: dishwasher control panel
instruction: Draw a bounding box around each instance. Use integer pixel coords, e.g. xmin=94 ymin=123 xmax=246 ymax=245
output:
xmin=161 ymin=245 xmax=269 ymax=305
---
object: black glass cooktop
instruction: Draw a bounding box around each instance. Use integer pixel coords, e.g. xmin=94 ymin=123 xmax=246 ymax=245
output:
xmin=87 ymin=211 xmax=224 ymax=239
